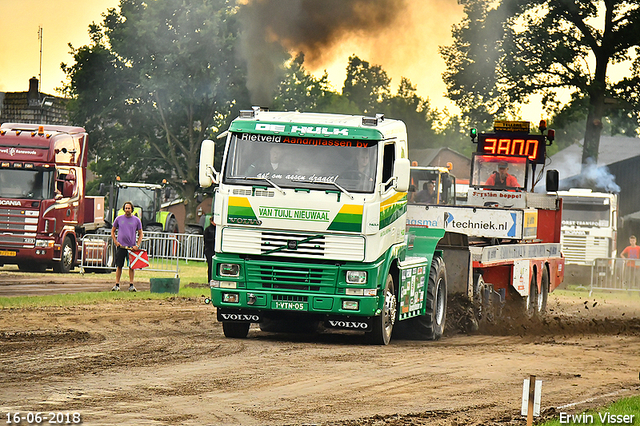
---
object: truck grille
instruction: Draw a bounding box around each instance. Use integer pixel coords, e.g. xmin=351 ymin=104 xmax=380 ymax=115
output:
xmin=0 ymin=208 xmax=38 ymax=248
xmin=561 ymin=235 xmax=610 ymax=265
xmin=221 ymin=228 xmax=365 ymax=261
xmin=246 ymin=261 xmax=338 ymax=293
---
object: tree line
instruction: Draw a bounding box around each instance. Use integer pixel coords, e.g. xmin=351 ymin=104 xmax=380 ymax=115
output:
xmin=62 ymin=0 xmax=639 ymax=221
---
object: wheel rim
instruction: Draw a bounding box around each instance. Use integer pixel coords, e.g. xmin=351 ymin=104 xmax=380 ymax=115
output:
xmin=474 ymin=275 xmax=485 ymax=322
xmin=435 ymin=277 xmax=445 ymax=325
xmin=536 ymin=287 xmax=545 ymax=312
xmin=62 ymin=242 xmax=73 ymax=269
xmin=527 ymin=278 xmax=537 ymax=317
xmin=383 ymin=287 xmax=396 ymax=334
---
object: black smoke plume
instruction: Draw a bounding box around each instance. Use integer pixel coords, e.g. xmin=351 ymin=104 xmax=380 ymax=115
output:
xmin=237 ymin=0 xmax=406 ymax=106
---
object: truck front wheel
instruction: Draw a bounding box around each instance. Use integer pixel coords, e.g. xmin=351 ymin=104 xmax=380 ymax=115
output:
xmin=222 ymin=322 xmax=250 ymax=338
xmin=54 ymin=236 xmax=75 ymax=273
xmin=368 ymin=273 xmax=396 ymax=345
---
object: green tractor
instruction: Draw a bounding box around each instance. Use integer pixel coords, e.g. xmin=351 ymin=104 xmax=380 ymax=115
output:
xmin=104 ymin=181 xmax=179 ymax=233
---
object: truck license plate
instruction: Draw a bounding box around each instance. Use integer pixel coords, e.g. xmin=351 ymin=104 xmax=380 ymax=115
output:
xmin=272 ymin=301 xmax=307 ymax=311
xmin=0 ymin=250 xmax=16 ymax=257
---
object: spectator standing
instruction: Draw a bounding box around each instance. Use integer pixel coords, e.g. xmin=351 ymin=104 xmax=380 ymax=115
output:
xmin=204 ymin=215 xmax=216 ymax=283
xmin=110 ymin=201 xmax=143 ymax=292
xmin=621 ymin=235 xmax=640 ymax=286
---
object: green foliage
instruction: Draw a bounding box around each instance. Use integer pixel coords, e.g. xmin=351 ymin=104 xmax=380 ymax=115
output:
xmin=440 ymin=0 xmax=513 ymax=128
xmin=342 ymin=55 xmax=392 ymax=114
xmin=273 ymin=53 xmax=360 ymax=114
xmin=63 ymin=0 xmax=249 ymax=221
xmin=63 ymin=1 xmax=471 ymax=202
xmin=441 ymin=0 xmax=640 ymax=162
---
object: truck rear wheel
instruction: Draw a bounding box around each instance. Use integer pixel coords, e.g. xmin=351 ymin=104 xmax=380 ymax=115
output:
xmin=537 ymin=267 xmax=549 ymax=315
xmin=525 ymin=272 xmax=538 ymax=318
xmin=222 ymin=322 xmax=250 ymax=338
xmin=54 ymin=236 xmax=75 ymax=273
xmin=473 ymin=273 xmax=493 ymax=327
xmin=368 ymin=273 xmax=396 ymax=345
xmin=413 ymin=255 xmax=447 ymax=340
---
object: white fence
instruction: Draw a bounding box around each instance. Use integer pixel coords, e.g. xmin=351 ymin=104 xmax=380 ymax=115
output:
xmin=80 ymin=233 xmax=185 ymax=277
xmin=590 ymin=257 xmax=640 ymax=295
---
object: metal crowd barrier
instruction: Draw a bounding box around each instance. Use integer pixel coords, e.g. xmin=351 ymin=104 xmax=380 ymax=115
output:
xmin=590 ymin=257 xmax=640 ymax=295
xmin=80 ymin=233 xmax=181 ymax=277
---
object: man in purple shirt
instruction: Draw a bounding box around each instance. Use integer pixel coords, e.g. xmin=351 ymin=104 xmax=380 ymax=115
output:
xmin=110 ymin=201 xmax=143 ymax=292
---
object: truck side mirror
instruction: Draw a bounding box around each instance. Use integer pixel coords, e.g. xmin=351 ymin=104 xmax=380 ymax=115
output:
xmin=394 ymin=158 xmax=411 ymax=192
xmin=546 ymin=169 xmax=559 ymax=192
xmin=63 ymin=176 xmax=75 ymax=197
xmin=199 ymin=139 xmax=218 ymax=188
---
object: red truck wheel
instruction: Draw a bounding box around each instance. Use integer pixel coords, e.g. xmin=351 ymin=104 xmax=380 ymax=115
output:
xmin=54 ymin=237 xmax=75 ymax=273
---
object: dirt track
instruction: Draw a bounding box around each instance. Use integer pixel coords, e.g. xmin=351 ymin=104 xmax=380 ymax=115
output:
xmin=1 ymin=271 xmax=640 ymax=426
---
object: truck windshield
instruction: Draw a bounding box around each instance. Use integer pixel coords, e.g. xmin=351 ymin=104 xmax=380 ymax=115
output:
xmin=117 ymin=186 xmax=158 ymax=224
xmin=0 ymin=169 xmax=54 ymax=199
xmin=562 ymin=200 xmax=611 ymax=227
xmin=223 ymin=133 xmax=378 ymax=193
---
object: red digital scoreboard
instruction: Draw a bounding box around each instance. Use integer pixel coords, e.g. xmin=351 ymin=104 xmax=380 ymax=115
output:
xmin=476 ymin=133 xmax=546 ymax=164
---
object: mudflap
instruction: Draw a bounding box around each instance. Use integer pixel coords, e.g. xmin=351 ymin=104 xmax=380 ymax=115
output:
xmin=324 ymin=316 xmax=373 ymax=332
xmin=217 ymin=309 xmax=262 ymax=323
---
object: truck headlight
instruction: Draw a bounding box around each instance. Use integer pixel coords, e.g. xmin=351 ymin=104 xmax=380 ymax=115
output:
xmin=346 ymin=270 xmax=367 ymax=284
xmin=219 ymin=263 xmax=240 ymax=277
xmin=223 ymin=293 xmax=239 ymax=303
xmin=210 ymin=280 xmax=237 ymax=289
xmin=35 ymin=239 xmax=54 ymax=248
xmin=345 ymin=288 xmax=377 ymax=296
xmin=342 ymin=300 xmax=359 ymax=310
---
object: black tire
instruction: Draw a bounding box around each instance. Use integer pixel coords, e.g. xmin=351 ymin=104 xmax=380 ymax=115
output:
xmin=412 ymin=255 xmax=447 ymax=340
xmin=105 ymin=238 xmax=116 ymax=269
xmin=537 ymin=266 xmax=549 ymax=315
xmin=473 ymin=272 xmax=493 ymax=327
xmin=184 ymin=224 xmax=203 ymax=235
xmin=525 ymin=272 xmax=538 ymax=318
xmin=145 ymin=224 xmax=163 ymax=233
xmin=368 ymin=273 xmax=397 ymax=345
xmin=222 ymin=322 xmax=250 ymax=338
xmin=54 ymin=236 xmax=75 ymax=273
xmin=166 ymin=216 xmax=179 ymax=234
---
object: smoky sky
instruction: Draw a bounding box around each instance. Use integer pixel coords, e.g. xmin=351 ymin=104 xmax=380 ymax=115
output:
xmin=237 ymin=0 xmax=407 ymax=105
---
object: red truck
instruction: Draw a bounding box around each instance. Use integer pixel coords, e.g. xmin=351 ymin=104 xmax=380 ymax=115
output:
xmin=0 ymin=123 xmax=106 ymax=272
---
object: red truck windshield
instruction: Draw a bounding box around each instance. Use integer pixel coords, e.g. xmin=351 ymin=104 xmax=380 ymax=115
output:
xmin=0 ymin=169 xmax=54 ymax=199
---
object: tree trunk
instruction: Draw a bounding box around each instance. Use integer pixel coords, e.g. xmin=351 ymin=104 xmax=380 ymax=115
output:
xmin=581 ymin=53 xmax=608 ymax=167
xmin=581 ymin=97 xmax=605 ymax=166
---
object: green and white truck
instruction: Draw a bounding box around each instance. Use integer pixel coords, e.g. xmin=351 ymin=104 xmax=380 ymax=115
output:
xmin=199 ymin=109 xmax=447 ymax=344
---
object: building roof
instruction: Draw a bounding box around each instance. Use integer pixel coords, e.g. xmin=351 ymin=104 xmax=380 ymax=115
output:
xmin=409 ymin=147 xmax=469 ymax=166
xmin=550 ymin=136 xmax=640 ymax=174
